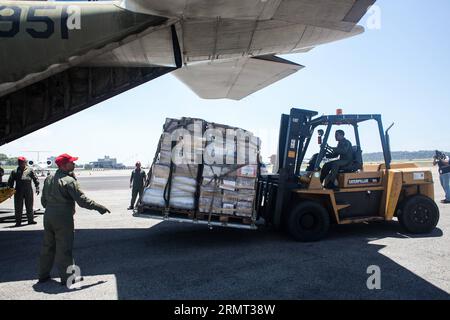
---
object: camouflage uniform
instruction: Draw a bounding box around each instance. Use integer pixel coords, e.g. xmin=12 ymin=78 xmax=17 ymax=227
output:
xmin=39 ymin=169 xmax=108 ymax=282
xmin=8 ymin=166 xmax=39 ymax=225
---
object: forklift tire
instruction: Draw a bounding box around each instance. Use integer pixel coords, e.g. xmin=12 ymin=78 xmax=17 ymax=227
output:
xmin=287 ymin=201 xmax=330 ymax=242
xmin=398 ymin=195 xmax=440 ymax=234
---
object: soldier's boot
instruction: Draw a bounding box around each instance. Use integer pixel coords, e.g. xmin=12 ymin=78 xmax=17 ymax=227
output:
xmin=38 ymin=276 xmax=51 ymax=283
xmin=61 ymin=276 xmax=84 ymax=286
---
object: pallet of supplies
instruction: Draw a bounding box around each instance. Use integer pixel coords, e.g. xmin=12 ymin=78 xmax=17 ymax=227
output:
xmin=140 ymin=116 xmax=260 ymax=224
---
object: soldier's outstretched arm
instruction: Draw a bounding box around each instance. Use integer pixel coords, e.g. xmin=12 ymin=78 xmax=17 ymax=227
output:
xmin=66 ymin=181 xmax=110 ymax=214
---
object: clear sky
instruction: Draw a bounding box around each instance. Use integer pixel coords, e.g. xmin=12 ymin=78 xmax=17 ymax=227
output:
xmin=1 ymin=0 xmax=449 ymax=166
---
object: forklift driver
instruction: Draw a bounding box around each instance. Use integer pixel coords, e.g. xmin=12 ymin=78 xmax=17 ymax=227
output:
xmin=320 ymin=130 xmax=353 ymax=189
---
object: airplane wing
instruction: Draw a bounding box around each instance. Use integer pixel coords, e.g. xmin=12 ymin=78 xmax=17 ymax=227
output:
xmin=121 ymin=0 xmax=375 ymax=32
xmin=173 ymin=55 xmax=303 ymax=100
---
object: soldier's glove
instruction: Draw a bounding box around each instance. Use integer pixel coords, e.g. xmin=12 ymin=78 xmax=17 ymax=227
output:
xmin=98 ymin=205 xmax=111 ymax=215
xmin=36 ymin=188 xmax=40 ymax=195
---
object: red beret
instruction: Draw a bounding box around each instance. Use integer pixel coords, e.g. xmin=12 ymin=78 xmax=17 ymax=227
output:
xmin=55 ymin=153 xmax=78 ymax=167
xmin=18 ymin=156 xmax=26 ymax=162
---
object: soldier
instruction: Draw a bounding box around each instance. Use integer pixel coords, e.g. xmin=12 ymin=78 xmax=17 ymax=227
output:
xmin=433 ymin=151 xmax=450 ymax=204
xmin=38 ymin=153 xmax=110 ymax=285
xmin=8 ymin=156 xmax=40 ymax=227
xmin=320 ymin=130 xmax=353 ymax=189
xmin=128 ymin=161 xmax=146 ymax=210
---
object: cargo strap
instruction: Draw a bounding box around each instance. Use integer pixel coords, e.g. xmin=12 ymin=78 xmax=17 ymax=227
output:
xmin=203 ymin=164 xmax=249 ymax=224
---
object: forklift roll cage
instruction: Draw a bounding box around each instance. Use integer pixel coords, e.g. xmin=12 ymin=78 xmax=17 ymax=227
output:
xmin=277 ymin=108 xmax=393 ymax=177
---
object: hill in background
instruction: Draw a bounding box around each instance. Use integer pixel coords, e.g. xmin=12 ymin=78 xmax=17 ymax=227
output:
xmin=363 ymin=150 xmax=449 ymax=162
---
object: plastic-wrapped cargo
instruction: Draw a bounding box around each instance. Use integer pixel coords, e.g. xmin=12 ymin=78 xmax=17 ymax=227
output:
xmin=169 ymin=164 xmax=198 ymax=209
xmin=141 ymin=164 xmax=170 ymax=207
xmin=140 ymin=116 xmax=260 ymax=223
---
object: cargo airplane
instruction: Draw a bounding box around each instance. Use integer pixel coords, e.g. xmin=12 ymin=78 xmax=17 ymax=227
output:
xmin=0 ymin=0 xmax=376 ymax=145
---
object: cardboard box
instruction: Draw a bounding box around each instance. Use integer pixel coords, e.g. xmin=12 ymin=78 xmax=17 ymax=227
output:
xmin=236 ymin=177 xmax=256 ymax=189
xmin=237 ymin=165 xmax=258 ymax=178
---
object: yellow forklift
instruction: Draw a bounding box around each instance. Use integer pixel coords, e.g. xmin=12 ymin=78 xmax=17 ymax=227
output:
xmin=256 ymin=108 xmax=439 ymax=241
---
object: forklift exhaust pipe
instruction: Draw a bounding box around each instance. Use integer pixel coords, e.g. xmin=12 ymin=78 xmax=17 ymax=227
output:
xmin=385 ymin=122 xmax=395 ymax=166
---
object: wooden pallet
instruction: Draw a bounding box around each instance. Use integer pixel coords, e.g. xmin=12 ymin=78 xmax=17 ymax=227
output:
xmin=140 ymin=205 xmax=254 ymax=225
xmin=196 ymin=212 xmax=253 ymax=225
xmin=139 ymin=205 xmax=195 ymax=219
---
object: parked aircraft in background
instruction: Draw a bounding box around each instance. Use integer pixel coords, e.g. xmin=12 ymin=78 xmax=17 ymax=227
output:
xmin=21 ymin=151 xmax=54 ymax=176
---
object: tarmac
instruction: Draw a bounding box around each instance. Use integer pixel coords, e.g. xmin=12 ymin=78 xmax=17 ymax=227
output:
xmin=0 ymin=169 xmax=449 ymax=300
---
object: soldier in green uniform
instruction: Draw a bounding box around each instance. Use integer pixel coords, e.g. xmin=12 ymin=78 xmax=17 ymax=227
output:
xmin=8 ymin=156 xmax=40 ymax=227
xmin=128 ymin=161 xmax=146 ymax=210
xmin=38 ymin=153 xmax=110 ymax=285
xmin=320 ymin=130 xmax=354 ymax=189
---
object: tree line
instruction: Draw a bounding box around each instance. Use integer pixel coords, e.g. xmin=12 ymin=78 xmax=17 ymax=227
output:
xmin=363 ymin=150 xmax=449 ymax=162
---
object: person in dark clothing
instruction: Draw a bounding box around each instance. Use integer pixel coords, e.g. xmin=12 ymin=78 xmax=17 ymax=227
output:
xmin=320 ymin=130 xmax=353 ymax=189
xmin=128 ymin=161 xmax=146 ymax=210
xmin=433 ymin=151 xmax=450 ymax=204
xmin=8 ymin=156 xmax=40 ymax=227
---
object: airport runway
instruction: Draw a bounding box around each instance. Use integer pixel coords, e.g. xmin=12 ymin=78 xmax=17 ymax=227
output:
xmin=76 ymin=175 xmax=130 ymax=191
xmin=0 ymin=170 xmax=449 ymax=300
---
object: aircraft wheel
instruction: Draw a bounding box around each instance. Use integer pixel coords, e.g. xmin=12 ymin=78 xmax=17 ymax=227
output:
xmin=287 ymin=201 xmax=330 ymax=242
xmin=398 ymin=195 xmax=440 ymax=234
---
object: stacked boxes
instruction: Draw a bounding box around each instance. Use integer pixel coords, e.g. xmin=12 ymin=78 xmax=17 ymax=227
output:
xmin=141 ymin=117 xmax=260 ymax=219
xmin=197 ymin=165 xmax=258 ymax=217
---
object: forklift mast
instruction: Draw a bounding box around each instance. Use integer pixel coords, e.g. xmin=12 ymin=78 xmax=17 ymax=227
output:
xmin=273 ymin=109 xmax=318 ymax=229
xmin=277 ymin=109 xmax=318 ymax=176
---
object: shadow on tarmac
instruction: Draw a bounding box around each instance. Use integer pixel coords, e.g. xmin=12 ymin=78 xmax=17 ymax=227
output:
xmin=0 ymin=210 xmax=44 ymax=225
xmin=0 ymin=220 xmax=449 ymax=299
xmin=32 ymin=280 xmax=107 ymax=295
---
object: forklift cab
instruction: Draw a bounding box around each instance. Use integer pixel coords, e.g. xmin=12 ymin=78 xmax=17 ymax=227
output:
xmin=304 ymin=112 xmax=391 ymax=187
xmin=275 ymin=109 xmax=392 ymax=189
xmin=256 ymin=108 xmax=439 ymax=242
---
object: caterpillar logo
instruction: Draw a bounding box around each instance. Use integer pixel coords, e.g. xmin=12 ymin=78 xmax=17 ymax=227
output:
xmin=348 ymin=178 xmax=380 ymax=185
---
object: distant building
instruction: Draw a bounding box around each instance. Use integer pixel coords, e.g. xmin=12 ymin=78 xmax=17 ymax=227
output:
xmin=89 ymin=156 xmax=126 ymax=169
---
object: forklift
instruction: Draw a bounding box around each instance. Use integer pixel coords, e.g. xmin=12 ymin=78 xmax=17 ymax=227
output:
xmin=256 ymin=108 xmax=440 ymax=242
